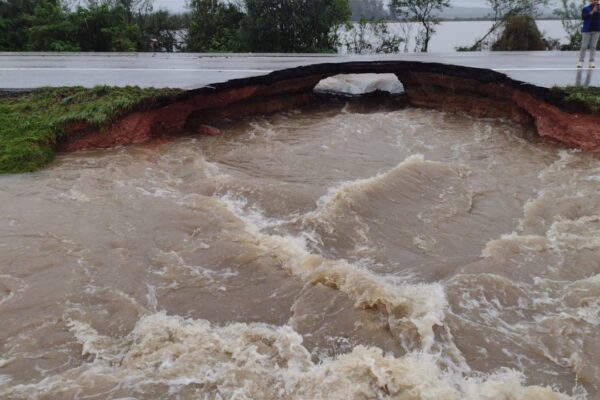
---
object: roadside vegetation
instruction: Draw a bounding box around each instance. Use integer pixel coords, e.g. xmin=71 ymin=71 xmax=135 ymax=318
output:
xmin=553 ymin=86 xmax=600 ymax=114
xmin=555 ymin=0 xmax=586 ymax=50
xmin=0 ymin=0 xmax=431 ymax=54
xmin=342 ymin=18 xmax=405 ymax=54
xmin=490 ymin=14 xmax=550 ymax=51
xmin=457 ymin=0 xmax=558 ymax=51
xmin=389 ymin=0 xmax=449 ymax=52
xmin=0 ymin=0 xmax=188 ymax=52
xmin=0 ymin=86 xmax=181 ymax=174
xmin=0 ymin=0 xmax=353 ymax=53
xmin=0 ymin=0 xmax=579 ymax=53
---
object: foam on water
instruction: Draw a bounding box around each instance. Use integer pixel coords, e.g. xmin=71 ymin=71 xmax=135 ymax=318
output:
xmin=2 ymin=105 xmax=599 ymax=398
xmin=207 ymin=160 xmax=578 ymax=399
xmin=306 ymin=154 xmax=427 ymax=221
xmin=2 ymin=313 xmax=575 ymax=399
xmin=216 ymin=169 xmax=447 ymax=352
xmin=302 ymin=154 xmax=471 ymax=232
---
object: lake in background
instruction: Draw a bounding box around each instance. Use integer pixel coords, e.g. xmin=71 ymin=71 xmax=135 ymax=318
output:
xmin=340 ymin=20 xmax=570 ymax=53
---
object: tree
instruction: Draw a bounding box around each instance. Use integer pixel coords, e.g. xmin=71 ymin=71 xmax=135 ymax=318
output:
xmin=556 ymin=0 xmax=585 ymax=50
xmin=88 ymin=0 xmax=154 ymax=22
xmin=344 ymin=17 xmax=404 ymax=54
xmin=389 ymin=0 xmax=449 ymax=52
xmin=72 ymin=4 xmax=140 ymax=51
xmin=465 ymin=0 xmax=549 ymax=51
xmin=186 ymin=0 xmax=244 ymax=52
xmin=89 ymin=0 xmax=187 ymax=51
xmin=0 ymin=0 xmax=38 ymax=50
xmin=491 ymin=14 xmax=547 ymax=50
xmin=240 ymin=0 xmax=351 ymax=53
xmin=26 ymin=2 xmax=141 ymax=51
xmin=349 ymin=0 xmax=389 ymax=20
xmin=118 ymin=0 xmax=153 ymax=22
xmin=26 ymin=1 xmax=79 ymax=51
xmin=136 ymin=10 xmax=188 ymax=52
xmin=1 ymin=0 xmax=186 ymax=52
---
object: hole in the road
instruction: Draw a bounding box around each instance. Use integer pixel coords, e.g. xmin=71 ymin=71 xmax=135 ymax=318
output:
xmin=314 ymin=73 xmax=404 ymax=97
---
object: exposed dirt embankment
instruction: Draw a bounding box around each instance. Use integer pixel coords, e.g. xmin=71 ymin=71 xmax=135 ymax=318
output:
xmin=59 ymin=61 xmax=600 ymax=152
xmin=397 ymin=68 xmax=600 ymax=151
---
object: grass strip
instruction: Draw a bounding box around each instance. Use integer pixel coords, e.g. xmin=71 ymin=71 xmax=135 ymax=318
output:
xmin=551 ymin=86 xmax=600 ymax=114
xmin=0 ymin=86 xmax=182 ymax=174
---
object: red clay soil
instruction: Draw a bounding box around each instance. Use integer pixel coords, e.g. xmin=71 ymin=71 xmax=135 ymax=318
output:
xmin=512 ymin=90 xmax=600 ymax=152
xmin=57 ymin=61 xmax=600 ymax=153
xmin=59 ymin=85 xmax=262 ymax=152
xmin=399 ymin=71 xmax=600 ymax=152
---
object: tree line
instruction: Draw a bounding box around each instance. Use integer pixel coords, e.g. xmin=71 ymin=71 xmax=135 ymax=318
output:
xmin=0 ymin=0 xmax=582 ymax=53
xmin=0 ymin=0 xmax=187 ymax=51
xmin=0 ymin=0 xmax=352 ymax=52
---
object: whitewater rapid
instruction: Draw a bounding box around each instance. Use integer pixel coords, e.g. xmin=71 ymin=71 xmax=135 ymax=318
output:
xmin=0 ymin=98 xmax=597 ymax=399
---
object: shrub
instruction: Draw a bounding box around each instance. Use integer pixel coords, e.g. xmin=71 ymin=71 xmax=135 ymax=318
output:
xmin=491 ymin=14 xmax=547 ymax=51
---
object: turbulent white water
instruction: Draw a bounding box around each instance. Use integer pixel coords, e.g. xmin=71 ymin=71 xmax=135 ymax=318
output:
xmin=0 ymin=98 xmax=598 ymax=399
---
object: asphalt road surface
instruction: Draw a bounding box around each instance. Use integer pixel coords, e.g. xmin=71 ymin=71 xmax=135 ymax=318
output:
xmin=0 ymin=51 xmax=596 ymax=90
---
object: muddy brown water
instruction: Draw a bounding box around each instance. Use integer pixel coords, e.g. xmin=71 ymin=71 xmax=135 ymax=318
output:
xmin=0 ymin=97 xmax=598 ymax=399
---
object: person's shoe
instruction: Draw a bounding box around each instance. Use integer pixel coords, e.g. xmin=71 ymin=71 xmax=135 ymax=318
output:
xmin=577 ymin=62 xmax=583 ymax=68
xmin=590 ymin=62 xmax=596 ymax=69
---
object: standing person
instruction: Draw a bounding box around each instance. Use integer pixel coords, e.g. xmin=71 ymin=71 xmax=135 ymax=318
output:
xmin=578 ymin=0 xmax=600 ymax=68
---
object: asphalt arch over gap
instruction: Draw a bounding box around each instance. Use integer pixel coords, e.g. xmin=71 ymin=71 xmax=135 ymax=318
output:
xmin=181 ymin=60 xmax=519 ymax=132
xmin=57 ymin=60 xmax=600 ymax=154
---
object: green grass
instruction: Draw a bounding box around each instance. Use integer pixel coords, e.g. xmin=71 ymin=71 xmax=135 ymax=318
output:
xmin=0 ymin=86 xmax=182 ymax=174
xmin=552 ymin=86 xmax=600 ymax=114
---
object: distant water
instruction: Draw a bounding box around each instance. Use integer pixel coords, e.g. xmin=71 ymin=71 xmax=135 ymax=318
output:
xmin=339 ymin=20 xmax=570 ymax=53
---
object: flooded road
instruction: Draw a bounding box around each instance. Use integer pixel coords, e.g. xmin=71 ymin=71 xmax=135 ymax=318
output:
xmin=0 ymin=97 xmax=598 ymax=399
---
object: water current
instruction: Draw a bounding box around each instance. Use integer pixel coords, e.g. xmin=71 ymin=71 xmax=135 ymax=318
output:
xmin=1 ymin=93 xmax=599 ymax=399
